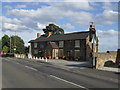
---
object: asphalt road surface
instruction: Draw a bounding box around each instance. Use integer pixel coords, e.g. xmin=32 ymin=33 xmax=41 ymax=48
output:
xmin=2 ymin=57 xmax=119 ymax=89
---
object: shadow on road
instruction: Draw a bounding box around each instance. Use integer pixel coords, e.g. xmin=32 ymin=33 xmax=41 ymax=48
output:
xmin=65 ymin=63 xmax=91 ymax=68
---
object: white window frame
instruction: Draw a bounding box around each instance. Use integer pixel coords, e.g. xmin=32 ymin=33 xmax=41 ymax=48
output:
xmin=75 ymin=40 xmax=80 ymax=47
xmin=59 ymin=41 xmax=64 ymax=48
xmin=34 ymin=43 xmax=37 ymax=48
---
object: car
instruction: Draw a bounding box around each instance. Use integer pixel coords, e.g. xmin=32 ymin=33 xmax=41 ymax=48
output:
xmin=0 ymin=52 xmax=6 ymax=57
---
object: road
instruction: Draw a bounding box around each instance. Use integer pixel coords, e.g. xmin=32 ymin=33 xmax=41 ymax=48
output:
xmin=2 ymin=57 xmax=119 ymax=89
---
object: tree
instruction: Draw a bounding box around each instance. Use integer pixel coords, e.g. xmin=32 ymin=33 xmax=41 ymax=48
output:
xmin=10 ymin=35 xmax=25 ymax=54
xmin=43 ymin=24 xmax=64 ymax=35
xmin=2 ymin=45 xmax=9 ymax=53
xmin=1 ymin=35 xmax=25 ymax=54
xmin=2 ymin=34 xmax=10 ymax=48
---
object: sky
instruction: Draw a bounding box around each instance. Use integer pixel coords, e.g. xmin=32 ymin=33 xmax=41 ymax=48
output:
xmin=0 ymin=0 xmax=119 ymax=52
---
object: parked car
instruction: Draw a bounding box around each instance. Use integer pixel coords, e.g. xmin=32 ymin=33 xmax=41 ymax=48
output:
xmin=0 ymin=52 xmax=6 ymax=57
xmin=0 ymin=52 xmax=14 ymax=57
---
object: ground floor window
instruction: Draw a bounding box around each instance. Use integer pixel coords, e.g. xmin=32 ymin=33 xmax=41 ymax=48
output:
xmin=59 ymin=49 xmax=64 ymax=58
xmin=74 ymin=50 xmax=80 ymax=60
xmin=34 ymin=49 xmax=38 ymax=54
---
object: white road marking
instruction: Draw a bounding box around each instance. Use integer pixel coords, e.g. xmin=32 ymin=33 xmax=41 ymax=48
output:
xmin=50 ymin=75 xmax=89 ymax=90
xmin=25 ymin=65 xmax=38 ymax=71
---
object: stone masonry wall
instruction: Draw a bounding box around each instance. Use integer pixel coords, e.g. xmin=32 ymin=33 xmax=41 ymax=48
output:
xmin=96 ymin=51 xmax=117 ymax=69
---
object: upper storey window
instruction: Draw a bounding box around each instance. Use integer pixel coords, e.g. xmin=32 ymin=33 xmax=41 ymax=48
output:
xmin=34 ymin=43 xmax=37 ymax=48
xmin=59 ymin=41 xmax=64 ymax=48
xmin=75 ymin=40 xmax=80 ymax=47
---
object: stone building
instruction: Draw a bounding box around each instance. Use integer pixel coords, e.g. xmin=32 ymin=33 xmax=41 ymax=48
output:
xmin=28 ymin=23 xmax=98 ymax=61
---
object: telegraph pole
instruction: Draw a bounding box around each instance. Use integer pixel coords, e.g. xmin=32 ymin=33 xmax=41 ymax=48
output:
xmin=14 ymin=30 xmax=16 ymax=54
xmin=10 ymin=35 xmax=11 ymax=53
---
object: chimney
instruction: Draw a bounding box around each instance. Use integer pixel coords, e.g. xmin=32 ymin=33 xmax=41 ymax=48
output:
xmin=90 ymin=22 xmax=95 ymax=29
xmin=37 ymin=33 xmax=41 ymax=38
xmin=89 ymin=22 xmax=96 ymax=41
xmin=48 ymin=32 xmax=52 ymax=36
xmin=89 ymin=22 xmax=96 ymax=32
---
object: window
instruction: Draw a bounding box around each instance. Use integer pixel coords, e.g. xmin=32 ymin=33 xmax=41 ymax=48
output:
xmin=40 ymin=44 xmax=44 ymax=48
xmin=34 ymin=43 xmax=37 ymax=48
xmin=75 ymin=40 xmax=80 ymax=47
xmin=34 ymin=49 xmax=38 ymax=54
xmin=59 ymin=49 xmax=64 ymax=57
xmin=74 ymin=50 xmax=80 ymax=58
xmin=59 ymin=41 xmax=64 ymax=48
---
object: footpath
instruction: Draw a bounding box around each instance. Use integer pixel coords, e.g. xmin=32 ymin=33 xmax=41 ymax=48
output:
xmin=35 ymin=59 xmax=119 ymax=82
xmin=35 ymin=59 xmax=119 ymax=72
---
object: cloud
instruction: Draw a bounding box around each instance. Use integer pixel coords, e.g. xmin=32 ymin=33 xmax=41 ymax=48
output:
xmin=95 ymin=10 xmax=118 ymax=25
xmin=102 ymin=2 xmax=118 ymax=10
xmin=2 ymin=16 xmax=21 ymax=24
xmin=63 ymin=23 xmax=74 ymax=30
xmin=37 ymin=23 xmax=46 ymax=30
xmin=97 ymin=29 xmax=118 ymax=52
xmin=15 ymin=5 xmax=27 ymax=8
xmin=4 ymin=5 xmax=12 ymax=9
xmin=7 ymin=3 xmax=93 ymax=27
xmin=69 ymin=11 xmax=93 ymax=25
xmin=3 ymin=2 xmax=93 ymax=33
xmin=49 ymin=2 xmax=92 ymax=10
xmin=3 ymin=23 xmax=28 ymax=31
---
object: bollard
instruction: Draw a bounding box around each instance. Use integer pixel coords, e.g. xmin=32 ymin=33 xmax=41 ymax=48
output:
xmin=39 ymin=57 xmax=41 ymax=60
xmin=42 ymin=57 xmax=44 ymax=60
xmin=36 ymin=57 xmax=39 ymax=60
xmin=45 ymin=58 xmax=47 ymax=62
xmin=33 ymin=56 xmax=35 ymax=59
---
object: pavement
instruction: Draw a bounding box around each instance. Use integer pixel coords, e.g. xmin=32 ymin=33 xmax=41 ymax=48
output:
xmin=2 ymin=57 xmax=119 ymax=88
xmin=43 ymin=59 xmax=91 ymax=69
xmin=26 ymin=58 xmax=119 ymax=73
xmin=98 ymin=67 xmax=119 ymax=73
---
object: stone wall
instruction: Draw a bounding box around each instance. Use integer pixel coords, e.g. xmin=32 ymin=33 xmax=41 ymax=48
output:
xmin=96 ymin=51 xmax=117 ymax=69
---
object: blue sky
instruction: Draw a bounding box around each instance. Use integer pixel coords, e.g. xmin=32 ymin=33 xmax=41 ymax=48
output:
xmin=1 ymin=1 xmax=118 ymax=52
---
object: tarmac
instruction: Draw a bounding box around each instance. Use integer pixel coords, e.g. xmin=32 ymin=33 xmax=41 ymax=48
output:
xmin=35 ymin=59 xmax=119 ymax=73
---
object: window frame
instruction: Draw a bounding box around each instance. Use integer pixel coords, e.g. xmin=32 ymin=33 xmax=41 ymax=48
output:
xmin=59 ymin=41 xmax=64 ymax=48
xmin=75 ymin=40 xmax=80 ymax=47
xmin=34 ymin=43 xmax=37 ymax=48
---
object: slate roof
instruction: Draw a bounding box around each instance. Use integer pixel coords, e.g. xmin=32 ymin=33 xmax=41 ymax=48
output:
xmin=29 ymin=31 xmax=90 ymax=43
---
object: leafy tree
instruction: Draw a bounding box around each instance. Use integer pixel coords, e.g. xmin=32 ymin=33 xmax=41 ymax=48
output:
xmin=43 ymin=24 xmax=64 ymax=35
xmin=2 ymin=45 xmax=9 ymax=53
xmin=10 ymin=35 xmax=25 ymax=54
xmin=2 ymin=34 xmax=10 ymax=48
xmin=1 ymin=35 xmax=25 ymax=54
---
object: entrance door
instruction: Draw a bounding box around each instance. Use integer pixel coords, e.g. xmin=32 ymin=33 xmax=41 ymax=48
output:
xmin=52 ymin=49 xmax=58 ymax=59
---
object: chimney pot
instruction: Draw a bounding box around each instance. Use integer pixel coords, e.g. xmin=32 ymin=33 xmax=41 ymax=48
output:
xmin=37 ymin=33 xmax=41 ymax=38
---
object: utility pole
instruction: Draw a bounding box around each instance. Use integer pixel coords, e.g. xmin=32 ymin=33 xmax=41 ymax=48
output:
xmin=10 ymin=35 xmax=11 ymax=53
xmin=14 ymin=30 xmax=16 ymax=54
